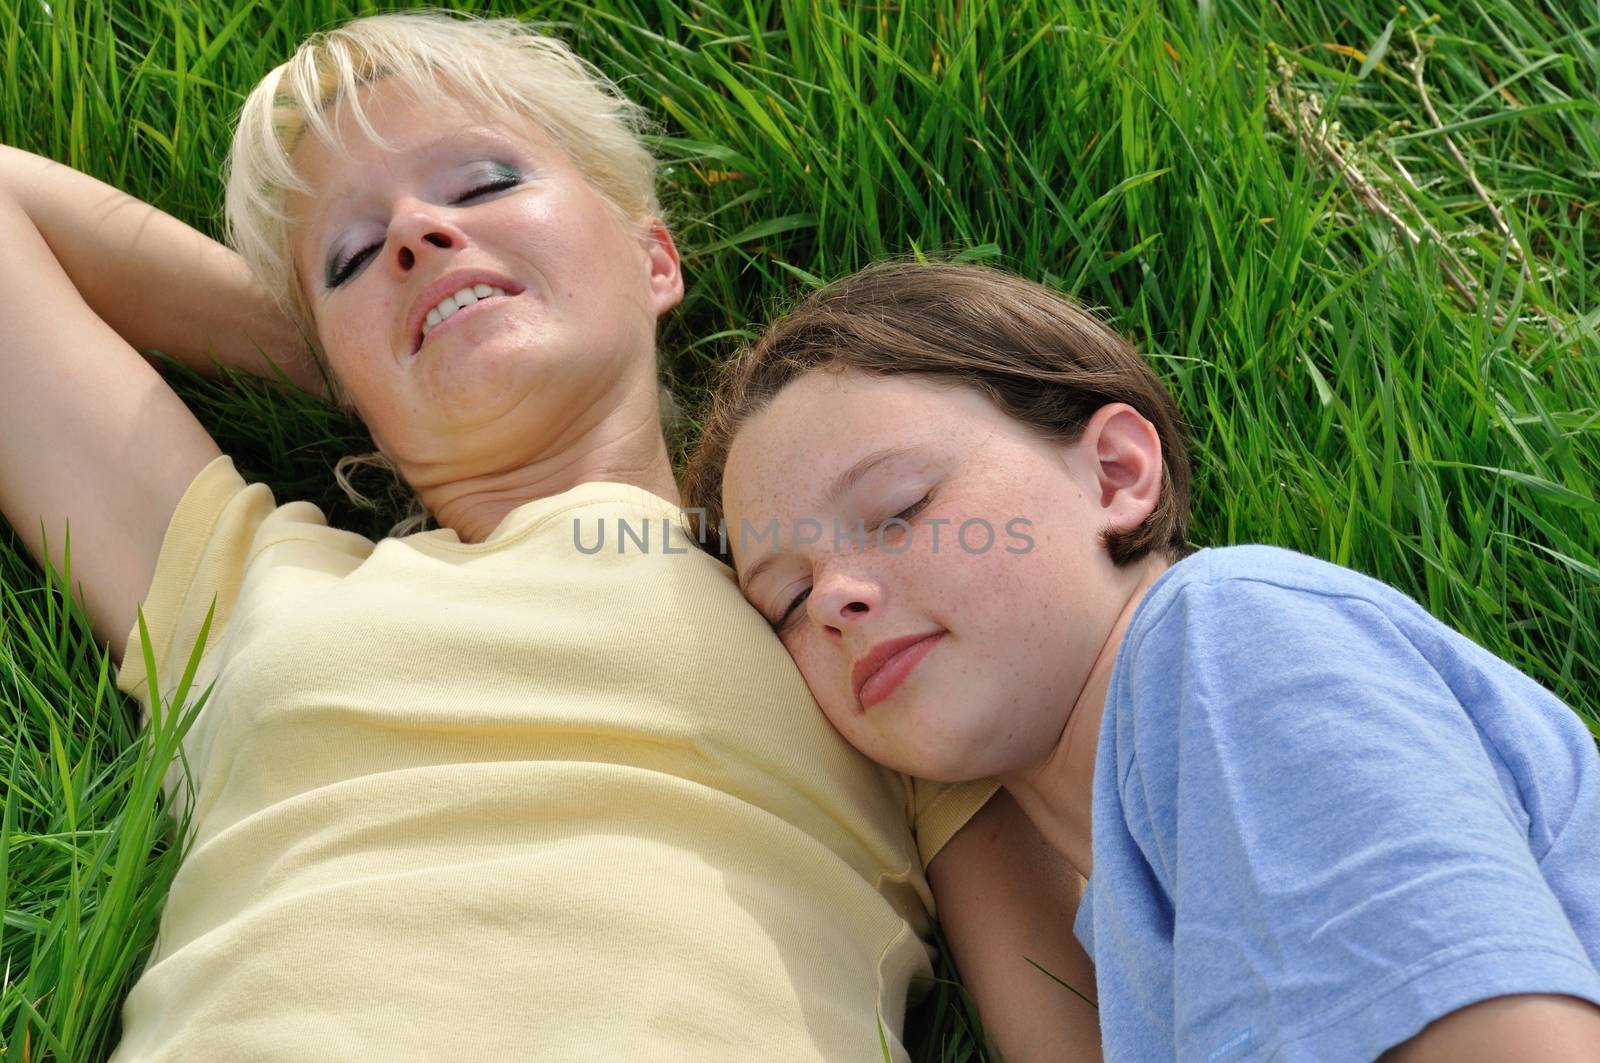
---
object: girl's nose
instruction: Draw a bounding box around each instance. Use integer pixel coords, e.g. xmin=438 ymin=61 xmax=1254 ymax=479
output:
xmin=808 ymin=567 xmax=883 ymax=636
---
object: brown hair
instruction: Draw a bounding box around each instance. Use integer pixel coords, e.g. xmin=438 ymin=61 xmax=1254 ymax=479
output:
xmin=683 ymin=261 xmax=1193 ymax=565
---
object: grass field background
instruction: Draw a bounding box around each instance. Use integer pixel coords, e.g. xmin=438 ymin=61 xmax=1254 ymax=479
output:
xmin=1 ymin=0 xmax=1597 ymax=1058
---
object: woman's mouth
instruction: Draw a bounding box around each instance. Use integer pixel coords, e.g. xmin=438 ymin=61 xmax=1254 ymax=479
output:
xmin=417 ymin=285 xmax=511 ymax=351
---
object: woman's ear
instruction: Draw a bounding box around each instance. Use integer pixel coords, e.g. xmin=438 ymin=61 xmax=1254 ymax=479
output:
xmin=638 ymin=217 xmax=684 ymax=318
xmin=1080 ymin=403 xmax=1164 ymax=533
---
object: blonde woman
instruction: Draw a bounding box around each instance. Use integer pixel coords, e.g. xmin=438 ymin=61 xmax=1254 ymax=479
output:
xmin=0 ymin=12 xmax=1096 ymax=1062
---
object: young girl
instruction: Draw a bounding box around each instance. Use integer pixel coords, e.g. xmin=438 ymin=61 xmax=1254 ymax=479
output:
xmin=684 ymin=262 xmax=1600 ymax=1061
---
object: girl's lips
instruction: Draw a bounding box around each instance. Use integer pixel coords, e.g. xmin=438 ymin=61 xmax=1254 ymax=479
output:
xmin=858 ymin=632 xmax=944 ymax=710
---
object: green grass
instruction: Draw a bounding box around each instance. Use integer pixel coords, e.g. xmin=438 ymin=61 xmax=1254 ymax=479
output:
xmin=1 ymin=0 xmax=1597 ymax=1058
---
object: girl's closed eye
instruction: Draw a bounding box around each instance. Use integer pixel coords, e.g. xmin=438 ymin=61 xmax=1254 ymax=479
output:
xmin=773 ymin=583 xmax=810 ymax=634
xmin=877 ymin=491 xmax=931 ymax=546
xmin=770 ymin=492 xmax=932 ymax=633
xmin=886 ymin=492 xmax=930 ymax=526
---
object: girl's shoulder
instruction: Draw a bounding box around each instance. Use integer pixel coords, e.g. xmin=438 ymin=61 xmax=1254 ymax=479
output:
xmin=1115 ymin=544 xmax=1588 ymax=776
xmin=1151 ymin=544 xmax=1410 ymax=608
xmin=1128 ymin=544 xmax=1445 ymax=656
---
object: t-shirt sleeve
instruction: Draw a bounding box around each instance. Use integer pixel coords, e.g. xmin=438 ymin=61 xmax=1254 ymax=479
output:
xmin=116 ymin=455 xmax=281 ymax=722
xmin=903 ymin=775 xmax=1002 ymax=869
xmin=1118 ymin=575 xmax=1600 ymax=1060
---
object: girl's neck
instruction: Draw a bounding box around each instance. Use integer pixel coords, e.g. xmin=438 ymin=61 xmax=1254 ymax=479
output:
xmin=999 ymin=555 xmax=1170 ymax=879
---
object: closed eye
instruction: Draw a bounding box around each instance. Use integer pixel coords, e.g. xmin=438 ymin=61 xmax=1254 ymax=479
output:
xmin=453 ymin=173 xmax=521 ymax=203
xmin=327 ymin=242 xmax=381 ymax=288
xmin=892 ymin=494 xmax=930 ymax=524
xmin=878 ymin=493 xmax=930 ymax=536
xmin=773 ymin=586 xmax=810 ymax=634
xmin=326 ymin=173 xmax=523 ymax=288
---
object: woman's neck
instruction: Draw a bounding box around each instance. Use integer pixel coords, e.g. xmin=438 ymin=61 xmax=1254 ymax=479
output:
xmin=421 ymin=397 xmax=679 ymax=543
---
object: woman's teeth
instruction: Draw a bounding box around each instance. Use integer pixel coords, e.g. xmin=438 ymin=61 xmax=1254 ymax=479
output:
xmin=421 ymin=284 xmax=508 ymax=337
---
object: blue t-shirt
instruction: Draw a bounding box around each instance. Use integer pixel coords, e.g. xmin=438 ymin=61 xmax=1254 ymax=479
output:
xmin=1076 ymin=546 xmax=1600 ymax=1062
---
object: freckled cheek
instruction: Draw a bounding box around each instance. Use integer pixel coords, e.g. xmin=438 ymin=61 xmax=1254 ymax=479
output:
xmin=795 ymin=645 xmax=850 ymax=713
xmin=935 ymin=548 xmax=1038 ymax=645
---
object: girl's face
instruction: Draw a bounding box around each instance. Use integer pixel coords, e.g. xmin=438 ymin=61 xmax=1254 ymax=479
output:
xmin=287 ymin=81 xmax=682 ymax=501
xmin=721 ymin=369 xmax=1161 ymax=782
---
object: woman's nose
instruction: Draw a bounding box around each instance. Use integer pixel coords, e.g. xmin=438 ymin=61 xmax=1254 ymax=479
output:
xmin=808 ymin=568 xmax=883 ymax=635
xmin=388 ymin=210 xmax=465 ymax=274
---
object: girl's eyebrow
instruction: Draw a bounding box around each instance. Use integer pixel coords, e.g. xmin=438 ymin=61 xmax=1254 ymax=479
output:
xmin=823 ymin=444 xmax=925 ymax=506
xmin=738 ymin=551 xmax=786 ymax=599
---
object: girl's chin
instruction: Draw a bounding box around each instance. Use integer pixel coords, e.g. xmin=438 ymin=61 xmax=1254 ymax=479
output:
xmin=879 ymin=727 xmax=997 ymax=785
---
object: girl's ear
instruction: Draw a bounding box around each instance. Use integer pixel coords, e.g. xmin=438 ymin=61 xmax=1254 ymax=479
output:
xmin=1080 ymin=403 xmax=1164 ymax=533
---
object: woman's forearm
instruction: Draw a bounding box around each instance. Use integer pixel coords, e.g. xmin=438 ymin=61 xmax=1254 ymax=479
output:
xmin=0 ymin=145 xmax=325 ymax=397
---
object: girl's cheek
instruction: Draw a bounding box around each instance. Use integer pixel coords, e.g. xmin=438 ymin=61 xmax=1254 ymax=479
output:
xmin=794 ymin=649 xmax=844 ymax=718
xmin=794 ymin=648 xmax=825 ymax=697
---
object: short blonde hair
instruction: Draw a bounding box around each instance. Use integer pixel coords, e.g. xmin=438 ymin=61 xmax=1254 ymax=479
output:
xmin=224 ymin=11 xmax=660 ymax=337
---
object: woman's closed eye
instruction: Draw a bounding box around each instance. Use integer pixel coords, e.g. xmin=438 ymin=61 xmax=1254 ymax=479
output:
xmin=324 ymin=169 xmax=524 ymax=288
xmin=455 ymin=170 xmax=521 ymax=202
xmin=327 ymin=240 xmax=382 ymax=289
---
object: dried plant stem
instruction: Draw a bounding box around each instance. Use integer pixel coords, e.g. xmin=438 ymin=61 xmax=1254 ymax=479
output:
xmin=1407 ymin=29 xmax=1535 ymax=288
xmin=1266 ymin=68 xmax=1482 ymax=312
xmin=1406 ymin=30 xmax=1567 ymax=337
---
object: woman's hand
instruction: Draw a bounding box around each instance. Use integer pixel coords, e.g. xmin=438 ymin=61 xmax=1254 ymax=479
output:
xmin=0 ymin=145 xmax=324 ymax=398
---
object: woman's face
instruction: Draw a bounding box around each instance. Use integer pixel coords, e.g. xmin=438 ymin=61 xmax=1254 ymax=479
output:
xmin=721 ymin=369 xmax=1155 ymax=782
xmin=287 ymin=81 xmax=682 ymax=497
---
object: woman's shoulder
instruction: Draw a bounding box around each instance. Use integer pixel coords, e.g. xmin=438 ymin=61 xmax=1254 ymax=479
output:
xmin=177 ymin=455 xmax=375 ymax=560
xmin=117 ymin=455 xmax=375 ymax=705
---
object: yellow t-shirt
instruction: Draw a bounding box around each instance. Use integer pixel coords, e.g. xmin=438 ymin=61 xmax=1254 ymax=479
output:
xmin=111 ymin=456 xmax=996 ymax=1062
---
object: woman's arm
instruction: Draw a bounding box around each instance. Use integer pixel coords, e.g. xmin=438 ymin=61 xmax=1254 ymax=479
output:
xmin=0 ymin=179 xmax=223 ymax=658
xmin=0 ymin=146 xmax=323 ymax=397
xmin=928 ymin=790 xmax=1102 ymax=1061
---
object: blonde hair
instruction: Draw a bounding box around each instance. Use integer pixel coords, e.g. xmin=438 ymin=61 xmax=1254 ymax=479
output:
xmin=223 ymin=12 xmax=666 ymax=534
xmin=224 ymin=10 xmax=661 ymax=340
